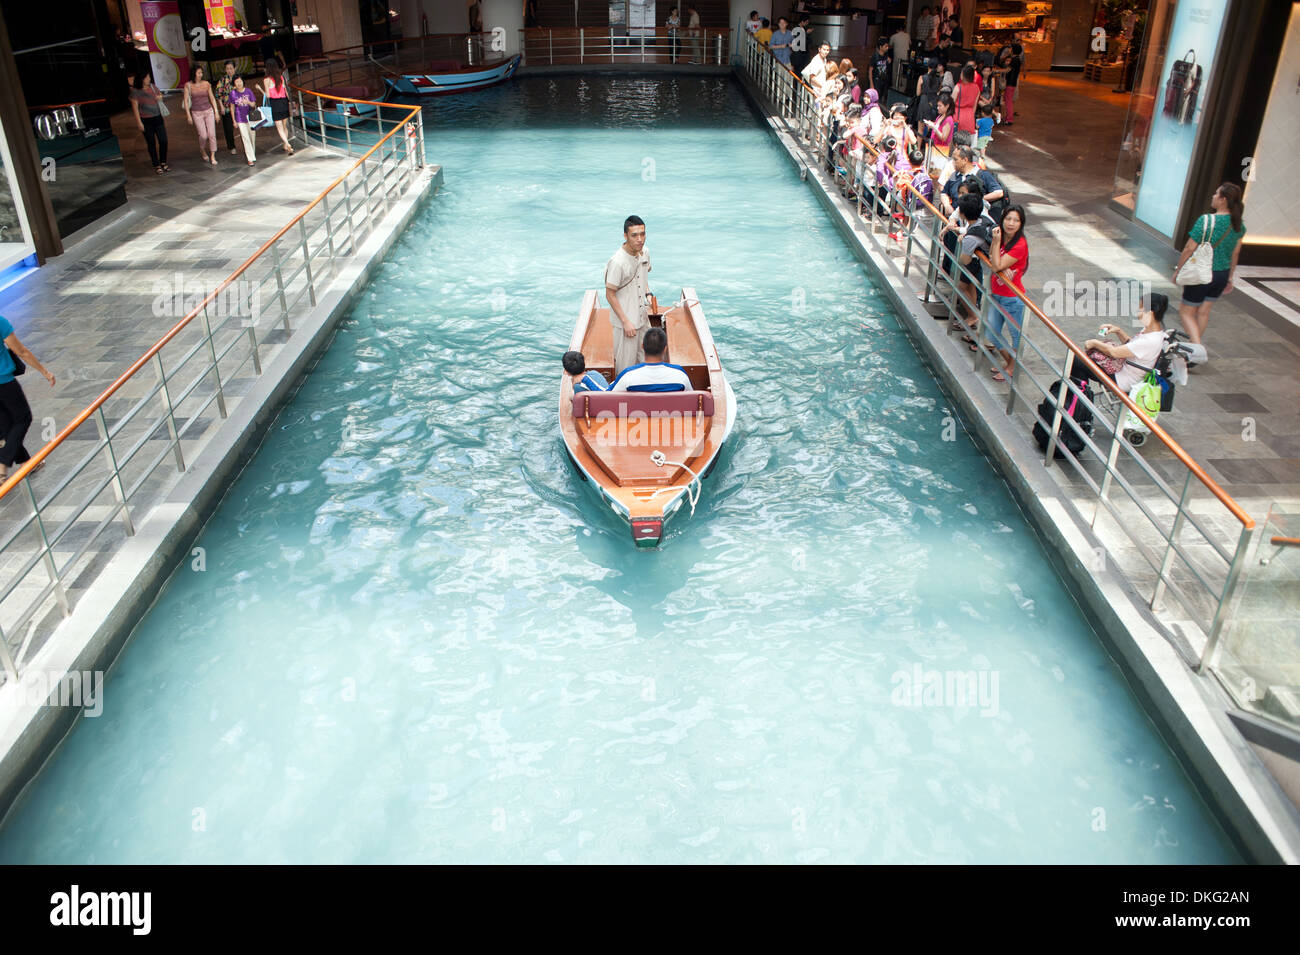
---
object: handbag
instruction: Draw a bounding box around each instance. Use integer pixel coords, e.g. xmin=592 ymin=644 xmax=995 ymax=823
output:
xmin=1163 ymin=50 xmax=1201 ymax=124
xmin=8 ymin=348 xmax=25 ymax=377
xmin=1086 ymin=347 xmax=1124 ymax=377
xmin=1175 ymin=214 xmax=1226 ymax=286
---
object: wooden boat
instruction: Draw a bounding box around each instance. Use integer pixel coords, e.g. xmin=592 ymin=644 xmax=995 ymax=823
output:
xmin=299 ymin=86 xmax=382 ymax=129
xmin=381 ymin=54 xmax=521 ymax=96
xmin=559 ymin=287 xmax=736 ymax=548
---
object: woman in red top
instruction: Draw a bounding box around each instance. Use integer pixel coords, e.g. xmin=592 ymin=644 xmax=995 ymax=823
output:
xmin=954 ymin=65 xmax=979 ymax=143
xmin=985 ymin=205 xmax=1028 ymax=382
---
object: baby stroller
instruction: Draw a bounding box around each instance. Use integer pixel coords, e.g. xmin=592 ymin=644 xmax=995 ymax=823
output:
xmin=1097 ymin=329 xmax=1206 ymax=447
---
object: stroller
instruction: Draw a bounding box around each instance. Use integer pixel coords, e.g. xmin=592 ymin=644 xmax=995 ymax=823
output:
xmin=1096 ymin=329 xmax=1206 ymax=447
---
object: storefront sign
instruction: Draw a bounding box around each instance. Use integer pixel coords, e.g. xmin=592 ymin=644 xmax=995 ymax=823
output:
xmin=1133 ymin=1 xmax=1230 ymax=237
xmin=32 ymin=105 xmax=87 ymax=141
xmin=141 ymin=0 xmax=190 ymax=90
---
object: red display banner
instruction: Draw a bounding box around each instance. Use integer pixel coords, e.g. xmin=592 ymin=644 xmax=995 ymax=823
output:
xmin=140 ymin=0 xmax=190 ymax=90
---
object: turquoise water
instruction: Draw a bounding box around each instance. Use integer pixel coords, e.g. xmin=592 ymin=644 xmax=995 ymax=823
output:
xmin=0 ymin=77 xmax=1238 ymax=863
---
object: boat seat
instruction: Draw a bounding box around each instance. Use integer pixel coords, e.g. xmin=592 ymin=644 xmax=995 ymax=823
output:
xmin=320 ymin=85 xmax=370 ymax=100
xmin=572 ymin=390 xmax=714 ymax=419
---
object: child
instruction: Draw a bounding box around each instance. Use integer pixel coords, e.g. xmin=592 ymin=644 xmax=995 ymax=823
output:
xmin=975 ymin=103 xmax=995 ymax=160
xmin=563 ymin=351 xmax=609 ymax=393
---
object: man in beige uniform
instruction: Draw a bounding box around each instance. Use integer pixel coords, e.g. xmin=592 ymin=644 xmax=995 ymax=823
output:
xmin=604 ymin=215 xmax=653 ymax=375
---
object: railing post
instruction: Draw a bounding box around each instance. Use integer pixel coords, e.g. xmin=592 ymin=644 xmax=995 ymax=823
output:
xmin=271 ymin=241 xmax=290 ymax=331
xmin=580 ymin=28 xmax=584 ymax=63
xmin=94 ymin=406 xmax=134 ymax=536
xmin=1152 ymin=471 xmax=1195 ymax=610
xmin=27 ymin=481 xmax=70 ymax=620
xmin=1004 ymin=305 xmax=1028 ymax=414
xmin=1196 ymin=524 xmax=1255 ymax=672
xmin=549 ymin=29 xmax=553 ymax=65
xmin=316 ymin=95 xmax=325 ymax=148
xmin=299 ymin=217 xmax=317 ymax=307
xmin=201 ymin=300 xmax=227 ymax=419
xmin=417 ymin=108 xmax=426 ymax=168
xmin=972 ymin=275 xmax=992 ymax=371
xmin=0 ymin=624 xmax=17 ymax=681
xmin=152 ymin=353 xmax=185 ymax=472
xmin=1094 ymin=394 xmax=1129 ymax=517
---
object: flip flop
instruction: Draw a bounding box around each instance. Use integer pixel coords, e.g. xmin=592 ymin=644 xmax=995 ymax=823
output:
xmin=991 ymin=370 xmax=1006 ymax=382
xmin=962 ymin=335 xmax=976 ymax=345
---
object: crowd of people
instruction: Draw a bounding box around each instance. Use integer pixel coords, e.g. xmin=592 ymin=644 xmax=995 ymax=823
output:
xmin=127 ymin=56 xmax=297 ymax=174
xmin=748 ymin=8 xmax=1247 ymax=388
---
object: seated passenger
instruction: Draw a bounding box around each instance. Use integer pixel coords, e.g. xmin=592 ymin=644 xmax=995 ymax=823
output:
xmin=609 ymin=328 xmax=691 ymax=392
xmin=563 ymin=350 xmax=609 ymax=393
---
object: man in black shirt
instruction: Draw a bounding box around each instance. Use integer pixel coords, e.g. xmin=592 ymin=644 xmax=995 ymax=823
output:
xmin=947 ymin=16 xmax=964 ymax=47
xmin=871 ymin=38 xmax=892 ymax=97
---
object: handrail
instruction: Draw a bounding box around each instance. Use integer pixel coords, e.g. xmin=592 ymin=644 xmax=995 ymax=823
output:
xmin=26 ymin=98 xmax=107 ymax=112
xmin=1271 ymin=537 xmax=1300 ymax=548
xmin=751 ymin=38 xmax=1252 ymax=530
xmin=0 ymin=90 xmax=421 ymax=502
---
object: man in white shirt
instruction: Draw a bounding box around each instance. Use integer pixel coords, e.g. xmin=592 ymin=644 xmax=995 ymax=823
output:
xmin=890 ymin=24 xmax=911 ymax=89
xmin=609 ymin=327 xmax=692 ymax=392
xmin=745 ymin=10 xmax=760 ymax=34
xmin=604 ymin=215 xmax=653 ymax=375
xmin=801 ymin=41 xmax=831 ymax=91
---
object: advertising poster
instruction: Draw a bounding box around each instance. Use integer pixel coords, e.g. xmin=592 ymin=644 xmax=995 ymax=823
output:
xmin=140 ymin=0 xmax=190 ymax=91
xmin=1133 ymin=0 xmax=1229 ymax=238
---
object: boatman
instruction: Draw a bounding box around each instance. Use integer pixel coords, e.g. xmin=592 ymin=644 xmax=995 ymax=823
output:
xmin=604 ymin=215 xmax=654 ymax=376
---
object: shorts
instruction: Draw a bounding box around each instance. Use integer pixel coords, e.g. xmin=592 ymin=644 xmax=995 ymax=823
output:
xmin=269 ymin=96 xmax=290 ymax=122
xmin=1180 ymin=268 xmax=1229 ymax=305
xmin=975 ymin=135 xmax=991 ymax=151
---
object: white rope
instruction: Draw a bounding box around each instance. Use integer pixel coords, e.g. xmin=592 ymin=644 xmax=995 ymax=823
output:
xmin=648 ymin=450 xmax=702 ymax=517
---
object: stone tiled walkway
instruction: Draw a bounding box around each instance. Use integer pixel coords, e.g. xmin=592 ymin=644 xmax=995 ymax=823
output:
xmin=0 ymin=105 xmax=362 ymax=669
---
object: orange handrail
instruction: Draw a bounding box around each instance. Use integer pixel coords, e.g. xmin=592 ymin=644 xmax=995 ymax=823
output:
xmin=751 ymin=39 xmax=1254 ymax=531
xmin=1272 ymin=536 xmax=1299 ymax=548
xmin=0 ymin=89 xmax=420 ymax=501
xmin=26 ymin=98 xmax=107 ymax=112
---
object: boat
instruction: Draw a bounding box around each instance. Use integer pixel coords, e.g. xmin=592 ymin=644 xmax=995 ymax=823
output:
xmin=381 ymin=54 xmax=521 ymax=96
xmin=298 ymin=85 xmax=382 ymax=129
xmin=559 ymin=287 xmax=736 ymax=548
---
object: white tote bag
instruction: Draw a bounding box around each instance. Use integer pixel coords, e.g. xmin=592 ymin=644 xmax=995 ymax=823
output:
xmin=1176 ymin=214 xmax=1220 ymax=286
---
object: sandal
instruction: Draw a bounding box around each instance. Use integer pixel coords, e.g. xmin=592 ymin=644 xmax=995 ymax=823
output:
xmin=154 ymin=166 xmax=165 ymax=175
xmin=991 ymin=370 xmax=1006 ymax=382
xmin=961 ymin=335 xmax=976 ymax=346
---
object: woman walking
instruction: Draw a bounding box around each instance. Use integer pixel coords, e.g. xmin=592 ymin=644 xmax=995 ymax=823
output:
xmin=184 ymin=64 xmax=221 ymax=166
xmin=0 ymin=315 xmax=56 ymax=482
xmin=129 ymin=73 xmax=169 ymax=173
xmin=229 ymin=75 xmax=259 ymax=165
xmin=214 ymin=60 xmax=239 ymax=156
xmin=255 ymin=60 xmax=294 ymax=155
xmin=666 ymin=7 xmax=681 ymax=63
xmin=984 ymin=205 xmax=1029 ymax=382
xmin=954 ymin=64 xmax=979 ymax=146
xmin=999 ymin=43 xmax=1022 ymax=125
xmin=1174 ymin=182 xmax=1246 ymax=346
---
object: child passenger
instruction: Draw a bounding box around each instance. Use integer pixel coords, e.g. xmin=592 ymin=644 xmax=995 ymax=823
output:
xmin=564 ymin=351 xmax=609 ymax=393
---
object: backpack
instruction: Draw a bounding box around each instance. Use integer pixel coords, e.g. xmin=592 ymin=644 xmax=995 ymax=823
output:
xmin=1033 ymin=378 xmax=1093 ymax=459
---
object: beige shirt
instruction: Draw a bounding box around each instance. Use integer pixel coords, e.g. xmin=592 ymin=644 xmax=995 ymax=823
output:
xmin=604 ymin=246 xmax=652 ymax=329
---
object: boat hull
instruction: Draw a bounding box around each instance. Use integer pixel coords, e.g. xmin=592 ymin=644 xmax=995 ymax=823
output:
xmin=558 ymin=288 xmax=735 ymax=548
xmin=382 ymin=54 xmax=521 ymax=96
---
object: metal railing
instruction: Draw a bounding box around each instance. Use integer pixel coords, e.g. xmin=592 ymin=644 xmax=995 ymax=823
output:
xmin=0 ymin=88 xmax=425 ymax=684
xmin=738 ymin=35 xmax=1257 ymax=670
xmin=520 ymin=28 xmax=730 ymax=67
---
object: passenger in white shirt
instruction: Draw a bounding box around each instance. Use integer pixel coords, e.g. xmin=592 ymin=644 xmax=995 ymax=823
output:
xmin=609 ymin=327 xmax=692 ymax=392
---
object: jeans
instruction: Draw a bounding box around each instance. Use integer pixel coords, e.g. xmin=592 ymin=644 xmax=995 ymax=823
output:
xmin=988 ymin=292 xmax=1025 ymax=352
xmin=142 ymin=115 xmax=168 ymax=167
xmin=0 ymin=378 xmax=33 ymax=468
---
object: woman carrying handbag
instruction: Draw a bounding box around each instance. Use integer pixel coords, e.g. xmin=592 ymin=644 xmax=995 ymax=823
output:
xmin=1173 ymin=182 xmax=1246 ymax=346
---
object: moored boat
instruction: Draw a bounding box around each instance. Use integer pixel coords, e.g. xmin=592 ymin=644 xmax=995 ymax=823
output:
xmin=559 ymin=287 xmax=736 ymax=548
xmin=299 ymin=86 xmax=382 ymax=128
xmin=382 ymin=54 xmax=521 ymax=96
